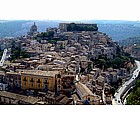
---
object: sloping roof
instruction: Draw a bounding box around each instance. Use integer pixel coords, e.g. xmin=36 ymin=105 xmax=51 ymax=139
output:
xmin=0 ymin=91 xmax=39 ymax=104
xmin=59 ymin=96 xmax=71 ymax=105
xmin=75 ymin=82 xmax=93 ymax=99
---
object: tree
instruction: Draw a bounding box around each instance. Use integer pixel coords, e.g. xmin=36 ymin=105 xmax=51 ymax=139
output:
xmin=67 ymin=23 xmax=98 ymax=32
xmin=110 ymin=87 xmax=115 ymax=97
xmin=47 ymin=31 xmax=54 ymax=38
xmin=20 ymin=50 xmax=29 ymax=58
xmin=10 ymin=41 xmax=29 ymax=62
xmin=67 ymin=23 xmax=77 ymax=31
xmin=126 ymin=80 xmax=140 ymax=105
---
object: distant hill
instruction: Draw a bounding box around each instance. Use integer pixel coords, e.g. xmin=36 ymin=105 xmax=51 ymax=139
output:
xmin=0 ymin=20 xmax=28 ymax=37
xmin=98 ymin=24 xmax=140 ymax=41
xmin=1 ymin=20 xmax=140 ymax=41
xmin=119 ymin=36 xmax=140 ymax=47
xmin=0 ymin=20 xmax=59 ymax=38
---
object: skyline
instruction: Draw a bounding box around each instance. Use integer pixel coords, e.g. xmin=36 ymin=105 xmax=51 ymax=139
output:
xmin=0 ymin=0 xmax=140 ymax=21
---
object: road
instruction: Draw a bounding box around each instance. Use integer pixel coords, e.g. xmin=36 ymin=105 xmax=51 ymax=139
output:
xmin=102 ymin=86 xmax=106 ymax=104
xmin=112 ymin=60 xmax=140 ymax=105
xmin=0 ymin=49 xmax=7 ymax=67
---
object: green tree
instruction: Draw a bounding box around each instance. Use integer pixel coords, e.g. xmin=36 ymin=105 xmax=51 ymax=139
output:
xmin=110 ymin=87 xmax=115 ymax=97
xmin=127 ymin=80 xmax=140 ymax=105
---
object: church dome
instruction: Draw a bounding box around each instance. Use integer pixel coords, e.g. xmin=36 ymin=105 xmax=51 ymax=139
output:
xmin=30 ymin=22 xmax=37 ymax=32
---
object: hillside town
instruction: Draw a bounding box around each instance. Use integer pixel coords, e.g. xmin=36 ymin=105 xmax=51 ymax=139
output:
xmin=0 ymin=22 xmax=136 ymax=105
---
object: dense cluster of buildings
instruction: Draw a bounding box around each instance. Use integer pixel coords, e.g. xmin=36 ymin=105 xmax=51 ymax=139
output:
xmin=0 ymin=22 xmax=135 ymax=105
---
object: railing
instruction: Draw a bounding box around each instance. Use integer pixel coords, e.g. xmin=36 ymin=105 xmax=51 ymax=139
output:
xmin=23 ymin=78 xmax=27 ymax=81
xmin=44 ymin=81 xmax=48 ymax=84
xmin=37 ymin=80 xmax=41 ymax=83
xmin=30 ymin=79 xmax=34 ymax=82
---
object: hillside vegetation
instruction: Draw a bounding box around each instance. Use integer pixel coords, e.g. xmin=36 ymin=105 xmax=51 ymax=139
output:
xmin=126 ymin=80 xmax=140 ymax=105
xmin=119 ymin=36 xmax=140 ymax=47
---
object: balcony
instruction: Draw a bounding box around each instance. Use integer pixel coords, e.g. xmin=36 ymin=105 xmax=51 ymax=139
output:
xmin=37 ymin=79 xmax=41 ymax=83
xmin=30 ymin=78 xmax=34 ymax=82
xmin=23 ymin=78 xmax=27 ymax=82
xmin=44 ymin=80 xmax=48 ymax=84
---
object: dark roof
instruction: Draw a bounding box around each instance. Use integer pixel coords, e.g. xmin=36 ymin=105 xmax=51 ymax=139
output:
xmin=59 ymin=96 xmax=72 ymax=105
xmin=55 ymin=94 xmax=65 ymax=102
xmin=55 ymin=94 xmax=73 ymax=105
xmin=0 ymin=91 xmax=39 ymax=104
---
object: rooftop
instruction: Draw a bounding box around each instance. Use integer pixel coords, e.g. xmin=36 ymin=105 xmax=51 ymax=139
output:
xmin=75 ymin=82 xmax=93 ymax=98
xmin=0 ymin=71 xmax=5 ymax=76
xmin=0 ymin=91 xmax=39 ymax=104
xmin=6 ymin=71 xmax=21 ymax=75
xmin=21 ymin=70 xmax=59 ymax=77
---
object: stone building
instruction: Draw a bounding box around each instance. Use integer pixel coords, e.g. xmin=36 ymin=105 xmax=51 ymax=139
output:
xmin=28 ymin=22 xmax=38 ymax=35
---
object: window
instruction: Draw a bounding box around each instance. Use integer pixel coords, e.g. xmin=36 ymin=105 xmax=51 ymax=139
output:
xmin=58 ymin=85 xmax=61 ymax=90
xmin=37 ymin=79 xmax=41 ymax=83
xmin=88 ymin=97 xmax=90 ymax=101
xmin=44 ymin=79 xmax=48 ymax=84
xmin=23 ymin=77 xmax=27 ymax=81
xmin=30 ymin=78 xmax=34 ymax=82
xmin=45 ymin=85 xmax=48 ymax=90
xmin=57 ymin=74 xmax=61 ymax=78
xmin=58 ymin=79 xmax=61 ymax=84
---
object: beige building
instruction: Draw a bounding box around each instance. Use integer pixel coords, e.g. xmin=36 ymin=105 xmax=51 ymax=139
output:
xmin=75 ymin=82 xmax=101 ymax=104
xmin=21 ymin=70 xmax=59 ymax=92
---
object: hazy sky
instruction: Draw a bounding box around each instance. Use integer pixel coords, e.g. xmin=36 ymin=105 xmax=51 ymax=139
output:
xmin=0 ymin=0 xmax=139 ymax=21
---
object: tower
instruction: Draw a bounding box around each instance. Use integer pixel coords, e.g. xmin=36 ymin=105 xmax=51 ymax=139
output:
xmin=28 ymin=22 xmax=38 ymax=35
xmin=30 ymin=22 xmax=37 ymax=32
